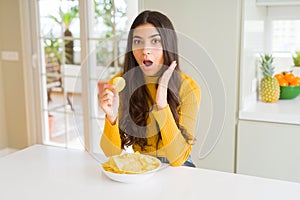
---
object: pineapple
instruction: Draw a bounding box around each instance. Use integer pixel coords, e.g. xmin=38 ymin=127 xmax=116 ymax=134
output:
xmin=259 ymin=54 xmax=280 ymax=103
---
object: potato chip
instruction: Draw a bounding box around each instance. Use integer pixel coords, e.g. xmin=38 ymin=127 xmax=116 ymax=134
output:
xmin=112 ymin=77 xmax=126 ymax=92
xmin=102 ymin=152 xmax=160 ymax=174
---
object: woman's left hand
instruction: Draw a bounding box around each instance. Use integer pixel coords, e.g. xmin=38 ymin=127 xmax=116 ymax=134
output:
xmin=156 ymin=61 xmax=177 ymax=109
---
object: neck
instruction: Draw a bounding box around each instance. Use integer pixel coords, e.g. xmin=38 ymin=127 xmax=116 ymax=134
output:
xmin=143 ymin=66 xmax=166 ymax=83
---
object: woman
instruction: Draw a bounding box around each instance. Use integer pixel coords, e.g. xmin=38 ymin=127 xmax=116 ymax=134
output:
xmin=99 ymin=10 xmax=201 ymax=167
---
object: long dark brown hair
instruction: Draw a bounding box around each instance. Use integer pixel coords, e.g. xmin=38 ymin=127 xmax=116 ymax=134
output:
xmin=119 ymin=10 xmax=194 ymax=150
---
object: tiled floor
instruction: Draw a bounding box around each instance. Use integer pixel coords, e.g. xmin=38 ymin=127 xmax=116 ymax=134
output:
xmin=47 ymin=91 xmax=106 ymax=152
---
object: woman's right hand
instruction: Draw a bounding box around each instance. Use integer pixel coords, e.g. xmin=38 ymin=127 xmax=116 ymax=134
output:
xmin=98 ymin=83 xmax=119 ymax=125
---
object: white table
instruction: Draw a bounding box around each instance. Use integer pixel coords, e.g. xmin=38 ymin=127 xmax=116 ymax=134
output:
xmin=1 ymin=145 xmax=300 ymax=200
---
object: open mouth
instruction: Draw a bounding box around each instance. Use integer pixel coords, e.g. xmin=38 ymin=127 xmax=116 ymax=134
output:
xmin=143 ymin=60 xmax=153 ymax=67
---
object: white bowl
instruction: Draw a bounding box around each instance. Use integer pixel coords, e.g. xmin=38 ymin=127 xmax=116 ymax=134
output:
xmin=101 ymin=159 xmax=162 ymax=183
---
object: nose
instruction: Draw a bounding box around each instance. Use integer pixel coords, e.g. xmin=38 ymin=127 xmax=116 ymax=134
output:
xmin=142 ymin=43 xmax=151 ymax=55
xmin=143 ymin=48 xmax=151 ymax=55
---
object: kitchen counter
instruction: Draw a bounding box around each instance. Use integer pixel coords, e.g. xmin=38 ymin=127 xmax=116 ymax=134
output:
xmin=1 ymin=145 xmax=300 ymax=200
xmin=239 ymin=96 xmax=300 ymax=125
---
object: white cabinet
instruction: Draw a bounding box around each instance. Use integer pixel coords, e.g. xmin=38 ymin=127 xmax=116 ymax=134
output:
xmin=237 ymin=120 xmax=300 ymax=183
xmin=237 ymin=0 xmax=300 ymax=183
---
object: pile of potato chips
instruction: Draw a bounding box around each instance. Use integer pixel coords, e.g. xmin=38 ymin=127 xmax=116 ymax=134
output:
xmin=102 ymin=152 xmax=161 ymax=174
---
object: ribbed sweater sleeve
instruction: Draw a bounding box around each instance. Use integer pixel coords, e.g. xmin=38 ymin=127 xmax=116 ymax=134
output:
xmin=100 ymin=117 xmax=122 ymax=157
xmin=151 ymin=75 xmax=201 ymax=166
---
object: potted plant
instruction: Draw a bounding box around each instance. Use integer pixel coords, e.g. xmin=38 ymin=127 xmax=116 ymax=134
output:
xmin=48 ymin=6 xmax=78 ymax=64
xmin=43 ymin=35 xmax=63 ymax=102
xmin=48 ymin=113 xmax=54 ymax=138
xmin=292 ymin=51 xmax=300 ymax=76
xmin=94 ymin=0 xmax=126 ymax=71
xmin=292 ymin=51 xmax=300 ymax=66
xmin=44 ymin=35 xmax=62 ymax=66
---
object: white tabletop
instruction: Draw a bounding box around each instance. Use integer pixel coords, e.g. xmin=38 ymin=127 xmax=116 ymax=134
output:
xmin=1 ymin=145 xmax=300 ymax=200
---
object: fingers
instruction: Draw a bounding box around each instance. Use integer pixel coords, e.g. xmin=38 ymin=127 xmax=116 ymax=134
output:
xmin=99 ymin=83 xmax=116 ymax=96
xmin=166 ymin=60 xmax=177 ymax=78
xmin=101 ymin=83 xmax=116 ymax=94
xmin=98 ymin=81 xmax=119 ymax=123
xmin=100 ymin=88 xmax=114 ymax=100
xmin=156 ymin=61 xmax=177 ymax=109
xmin=169 ymin=60 xmax=177 ymax=71
xmin=99 ymin=83 xmax=117 ymax=107
xmin=159 ymin=61 xmax=177 ymax=87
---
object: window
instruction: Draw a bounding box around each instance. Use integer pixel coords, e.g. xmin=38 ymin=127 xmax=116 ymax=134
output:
xmin=267 ymin=6 xmax=300 ymax=72
xmin=31 ymin=0 xmax=138 ymax=152
xmin=271 ymin=20 xmax=300 ymax=53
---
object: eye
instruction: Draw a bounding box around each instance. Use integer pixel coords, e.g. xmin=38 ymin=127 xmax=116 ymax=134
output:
xmin=133 ymin=39 xmax=142 ymax=45
xmin=152 ymin=38 xmax=161 ymax=44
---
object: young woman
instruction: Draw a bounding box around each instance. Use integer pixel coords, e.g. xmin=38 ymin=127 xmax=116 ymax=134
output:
xmin=99 ymin=10 xmax=201 ymax=167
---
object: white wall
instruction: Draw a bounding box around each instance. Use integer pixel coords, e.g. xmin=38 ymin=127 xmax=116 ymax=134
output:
xmin=239 ymin=0 xmax=266 ymax=109
xmin=0 ymin=0 xmax=28 ymax=149
xmin=0 ymin=61 xmax=8 ymax=149
xmin=0 ymin=0 xmax=8 ymax=149
xmin=141 ymin=0 xmax=241 ymax=172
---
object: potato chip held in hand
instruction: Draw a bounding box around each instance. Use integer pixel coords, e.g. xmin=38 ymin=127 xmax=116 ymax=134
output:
xmin=113 ymin=77 xmax=126 ymax=92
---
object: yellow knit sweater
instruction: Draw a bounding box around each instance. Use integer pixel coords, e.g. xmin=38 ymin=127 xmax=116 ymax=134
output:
xmin=100 ymin=71 xmax=201 ymax=166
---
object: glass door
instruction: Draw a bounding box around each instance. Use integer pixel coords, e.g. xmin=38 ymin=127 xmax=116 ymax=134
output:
xmin=37 ymin=0 xmax=83 ymax=149
xmin=32 ymin=0 xmax=137 ymax=152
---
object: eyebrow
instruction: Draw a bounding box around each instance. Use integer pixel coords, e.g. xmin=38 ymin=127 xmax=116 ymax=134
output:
xmin=133 ymin=34 xmax=161 ymax=39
